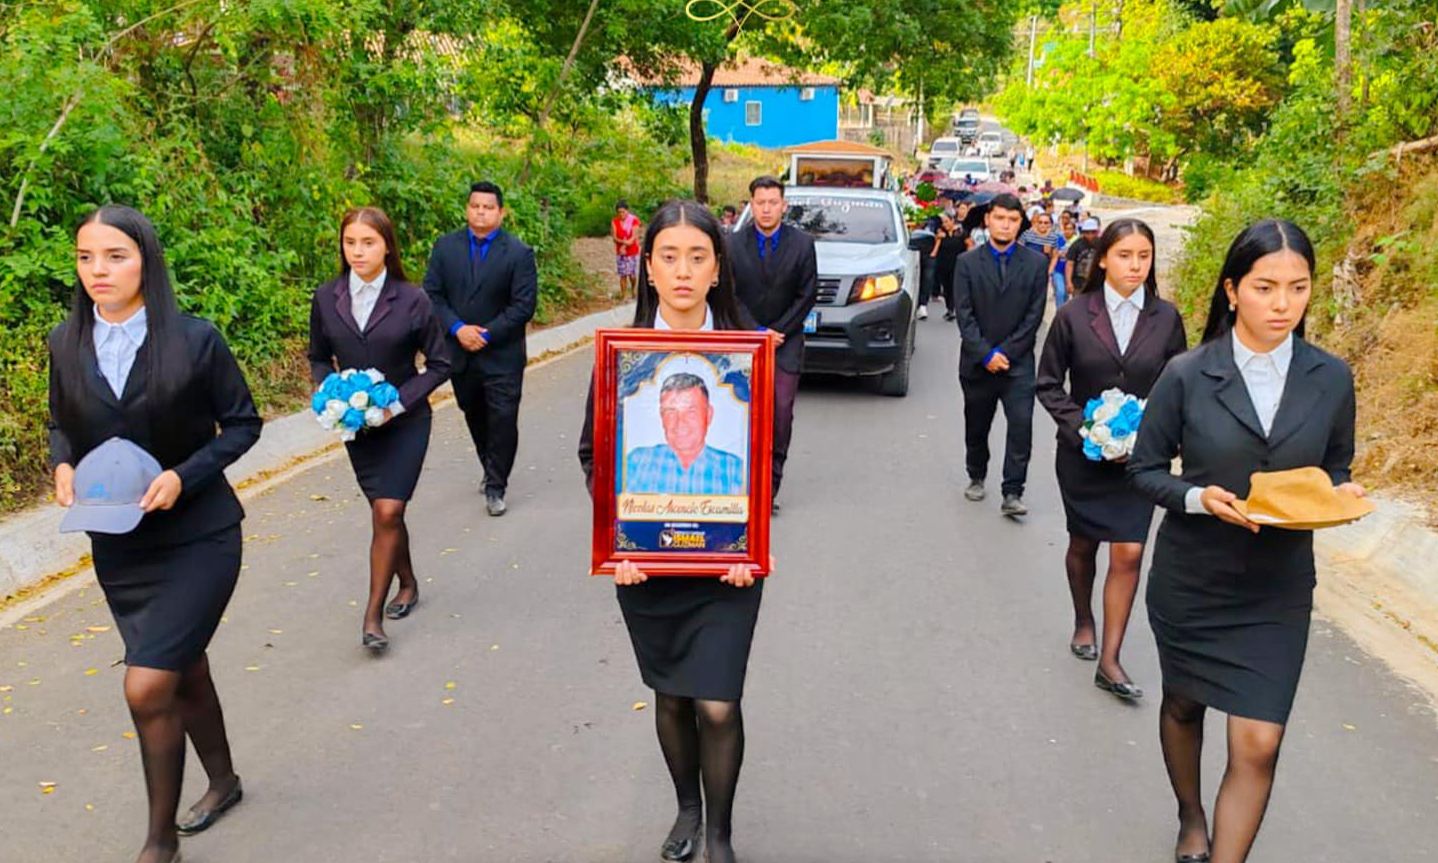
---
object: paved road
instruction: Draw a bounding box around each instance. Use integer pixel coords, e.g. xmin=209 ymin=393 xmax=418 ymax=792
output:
xmin=2 ymin=320 xmax=1437 ymax=862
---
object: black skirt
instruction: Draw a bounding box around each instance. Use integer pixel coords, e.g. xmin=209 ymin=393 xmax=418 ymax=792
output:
xmin=344 ymin=411 xmax=432 ymax=502
xmin=617 ymin=578 xmax=764 ymax=701
xmin=1055 ymin=444 xmax=1156 ymax=542
xmin=1146 ymin=530 xmax=1315 ymax=724
xmin=91 ymin=525 xmax=243 ymax=671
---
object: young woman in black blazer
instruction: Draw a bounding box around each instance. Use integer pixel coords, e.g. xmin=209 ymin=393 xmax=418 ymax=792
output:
xmin=1128 ymin=220 xmax=1363 ymax=863
xmin=1036 ymin=219 xmax=1187 ymax=700
xmin=49 ymin=206 xmax=262 ymax=863
xmin=308 ymin=207 xmax=451 ymax=651
xmin=579 ymin=200 xmax=770 ymax=863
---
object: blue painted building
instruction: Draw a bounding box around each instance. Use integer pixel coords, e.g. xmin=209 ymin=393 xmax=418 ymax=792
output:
xmin=644 ymin=58 xmax=840 ymax=149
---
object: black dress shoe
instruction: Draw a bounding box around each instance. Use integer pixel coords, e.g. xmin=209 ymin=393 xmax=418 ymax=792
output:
xmin=176 ymin=778 xmax=243 ymax=835
xmin=362 ymin=632 xmax=389 ymax=651
xmin=1094 ymin=668 xmax=1143 ymax=700
xmin=1069 ymin=642 xmax=1099 ymax=661
xmin=385 ymin=594 xmax=419 ymax=620
xmin=661 ymin=829 xmax=701 ymax=862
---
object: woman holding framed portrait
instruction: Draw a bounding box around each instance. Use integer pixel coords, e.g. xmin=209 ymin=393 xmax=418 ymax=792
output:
xmin=579 ymin=200 xmax=772 ymax=863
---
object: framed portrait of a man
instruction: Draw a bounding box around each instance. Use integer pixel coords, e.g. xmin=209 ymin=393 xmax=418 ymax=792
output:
xmin=589 ymin=329 xmax=774 ymax=577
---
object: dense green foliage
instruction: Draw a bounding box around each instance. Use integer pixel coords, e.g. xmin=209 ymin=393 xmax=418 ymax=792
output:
xmin=0 ymin=0 xmax=690 ymax=511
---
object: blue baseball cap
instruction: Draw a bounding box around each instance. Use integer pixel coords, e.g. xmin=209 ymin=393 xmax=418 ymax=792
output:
xmin=60 ymin=438 xmax=162 ymax=535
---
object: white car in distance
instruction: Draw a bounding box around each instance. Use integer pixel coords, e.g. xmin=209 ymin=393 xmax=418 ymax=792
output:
xmin=937 ymin=157 xmax=992 ymax=184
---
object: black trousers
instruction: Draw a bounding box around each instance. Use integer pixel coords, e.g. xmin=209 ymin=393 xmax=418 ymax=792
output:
xmin=919 ymin=256 xmax=937 ymax=306
xmin=960 ymin=369 xmax=1035 ymax=497
xmin=452 ymin=366 xmax=523 ymax=496
xmin=772 ymin=368 xmax=800 ymax=498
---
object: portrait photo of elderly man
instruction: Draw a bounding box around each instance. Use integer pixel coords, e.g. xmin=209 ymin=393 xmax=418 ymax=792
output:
xmin=624 ymin=373 xmax=746 ymax=496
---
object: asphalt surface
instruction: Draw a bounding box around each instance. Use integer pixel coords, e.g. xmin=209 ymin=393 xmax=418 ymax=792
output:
xmin=2 ymin=316 xmax=1437 ymax=863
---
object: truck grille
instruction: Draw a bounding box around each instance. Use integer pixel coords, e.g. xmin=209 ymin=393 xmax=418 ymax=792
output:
xmin=816 ymin=277 xmax=843 ymax=305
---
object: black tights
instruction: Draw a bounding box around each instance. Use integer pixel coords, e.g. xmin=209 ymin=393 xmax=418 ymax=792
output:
xmin=655 ymin=693 xmax=745 ymax=863
xmin=364 ymin=498 xmax=417 ymax=637
xmin=1159 ymin=690 xmax=1286 ymax=863
xmin=1064 ymin=535 xmax=1143 ymax=681
xmin=125 ymin=654 xmax=238 ymax=863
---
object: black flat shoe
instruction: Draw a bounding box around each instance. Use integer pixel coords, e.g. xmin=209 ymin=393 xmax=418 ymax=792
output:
xmin=1176 ymin=853 xmax=1210 ymax=862
xmin=362 ymin=632 xmax=389 ymax=651
xmin=385 ymin=594 xmax=419 ymax=620
xmin=176 ymin=778 xmax=242 ymax=835
xmin=1069 ymin=642 xmax=1099 ymax=661
xmin=1094 ymin=669 xmax=1143 ymax=700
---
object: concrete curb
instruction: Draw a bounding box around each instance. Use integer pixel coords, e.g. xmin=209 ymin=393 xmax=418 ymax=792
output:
xmin=0 ymin=301 xmax=637 ymax=607
xmin=1315 ymin=496 xmax=1438 ymax=600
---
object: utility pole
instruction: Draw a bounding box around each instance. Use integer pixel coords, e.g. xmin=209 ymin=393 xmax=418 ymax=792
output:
xmin=1026 ymin=15 xmax=1038 ymax=87
xmin=1088 ymin=0 xmax=1097 ymax=58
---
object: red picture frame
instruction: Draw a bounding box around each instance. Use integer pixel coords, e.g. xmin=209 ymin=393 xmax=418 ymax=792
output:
xmin=590 ymin=328 xmax=774 ymax=577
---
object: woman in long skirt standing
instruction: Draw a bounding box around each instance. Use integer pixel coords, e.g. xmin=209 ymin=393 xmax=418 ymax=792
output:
xmin=1036 ymin=218 xmax=1187 ymax=700
xmin=49 ymin=205 xmax=262 ymax=863
xmin=1129 ymin=219 xmax=1363 ymax=863
xmin=308 ymin=207 xmax=451 ymax=650
xmin=579 ymin=200 xmax=767 ymax=863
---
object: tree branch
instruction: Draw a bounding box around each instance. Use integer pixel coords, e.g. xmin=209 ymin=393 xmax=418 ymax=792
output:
xmin=520 ymin=0 xmax=603 ymax=183
xmin=9 ymin=94 xmax=81 ymax=228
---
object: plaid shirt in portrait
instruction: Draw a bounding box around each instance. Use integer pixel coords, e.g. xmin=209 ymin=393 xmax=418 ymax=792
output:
xmin=624 ymin=444 xmax=746 ymax=496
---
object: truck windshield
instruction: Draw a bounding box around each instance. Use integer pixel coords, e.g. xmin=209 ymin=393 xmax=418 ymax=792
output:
xmin=784 ymin=196 xmax=897 ymax=244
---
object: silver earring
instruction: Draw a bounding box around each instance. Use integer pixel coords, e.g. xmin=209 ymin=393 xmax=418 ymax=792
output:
xmin=1229 ymin=303 xmax=1236 ymax=312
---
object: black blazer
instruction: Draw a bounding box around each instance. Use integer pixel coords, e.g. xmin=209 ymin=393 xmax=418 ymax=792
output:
xmin=1127 ymin=334 xmax=1356 ymax=577
xmin=307 ymin=275 xmax=452 ymax=416
xmin=47 ymin=316 xmax=263 ymax=550
xmin=1037 ymin=288 xmax=1188 ymax=448
xmin=422 ymin=228 xmax=538 ymax=375
xmin=952 ymin=242 xmax=1049 ymax=379
xmin=726 ymin=225 xmax=819 ymax=374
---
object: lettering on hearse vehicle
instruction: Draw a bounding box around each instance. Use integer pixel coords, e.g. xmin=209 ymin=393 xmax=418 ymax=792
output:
xmin=790 ymin=197 xmax=887 ymax=212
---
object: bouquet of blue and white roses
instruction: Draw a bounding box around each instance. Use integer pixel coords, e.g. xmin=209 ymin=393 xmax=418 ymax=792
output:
xmin=1080 ymin=388 xmax=1146 ymax=462
xmin=311 ymin=368 xmax=401 ymax=442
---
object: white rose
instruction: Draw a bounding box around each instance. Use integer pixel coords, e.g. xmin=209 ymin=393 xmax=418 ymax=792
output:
xmin=1089 ymin=424 xmax=1113 ymax=444
xmin=1100 ymin=387 xmax=1126 ymax=405
xmin=349 ymin=390 xmax=370 ymax=410
xmin=1093 ymin=402 xmax=1119 ymax=424
xmin=364 ymin=368 xmax=385 ymax=383
xmin=324 ymin=400 xmax=348 ymax=421
xmin=364 ymin=406 xmax=386 ymax=427
xmin=1101 ymin=440 xmax=1127 ymax=460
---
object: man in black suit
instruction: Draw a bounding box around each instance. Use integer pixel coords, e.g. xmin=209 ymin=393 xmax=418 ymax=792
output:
xmin=423 ymin=181 xmax=538 ymax=516
xmin=727 ymin=176 xmax=819 ymax=512
xmin=952 ymin=193 xmax=1047 ymax=517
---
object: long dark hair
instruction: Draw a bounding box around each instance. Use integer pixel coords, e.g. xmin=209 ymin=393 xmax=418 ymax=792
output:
xmin=633 ymin=199 xmax=751 ymax=330
xmin=1081 ymin=218 xmax=1159 ymax=299
xmin=338 ymin=206 xmax=408 ymax=282
xmin=1201 ymin=219 xmax=1314 ymax=343
xmin=55 ymin=205 xmax=191 ymax=424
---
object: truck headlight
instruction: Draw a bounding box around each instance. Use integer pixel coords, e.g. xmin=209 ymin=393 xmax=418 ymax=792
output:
xmin=849 ymin=272 xmax=902 ymax=303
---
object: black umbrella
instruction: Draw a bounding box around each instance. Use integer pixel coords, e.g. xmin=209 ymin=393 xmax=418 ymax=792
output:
xmin=1051 ymin=187 xmax=1085 ymax=202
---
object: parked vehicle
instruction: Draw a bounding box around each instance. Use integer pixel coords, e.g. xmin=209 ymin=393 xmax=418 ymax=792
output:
xmin=737 ymin=187 xmax=923 ymax=396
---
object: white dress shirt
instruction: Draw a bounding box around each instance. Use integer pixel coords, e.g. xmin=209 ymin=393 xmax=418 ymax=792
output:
xmin=348 ymin=268 xmax=387 ymax=332
xmin=1103 ymin=282 xmax=1145 ymax=355
xmin=1184 ymin=331 xmax=1295 ymax=515
xmin=654 ymin=306 xmax=714 ymax=332
xmin=92 ymin=305 xmax=148 ymax=399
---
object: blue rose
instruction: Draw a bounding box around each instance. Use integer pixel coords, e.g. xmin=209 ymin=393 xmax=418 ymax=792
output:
xmin=1083 ymin=438 xmax=1104 ymax=462
xmin=311 ymin=390 xmax=330 ymax=414
xmin=320 ymin=372 xmax=345 ymax=398
xmin=369 ymin=382 xmax=400 ymax=408
xmin=1083 ymin=397 xmax=1101 ymax=422
xmin=1108 ymin=413 xmax=1133 ymax=439
xmin=349 ymin=372 xmax=373 ymax=391
xmin=341 ymin=408 xmax=366 ymax=431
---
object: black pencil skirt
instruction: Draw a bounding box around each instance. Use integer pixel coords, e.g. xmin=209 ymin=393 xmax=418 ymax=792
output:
xmin=92 ymin=525 xmax=243 ymax=671
xmin=344 ymin=412 xmax=432 ymax=502
xmin=1055 ymin=444 xmax=1157 ymax=542
xmin=617 ymin=578 xmax=764 ymax=702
